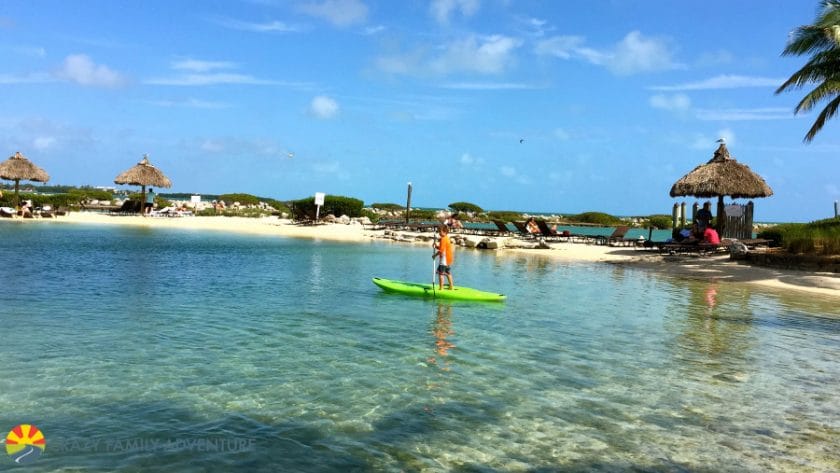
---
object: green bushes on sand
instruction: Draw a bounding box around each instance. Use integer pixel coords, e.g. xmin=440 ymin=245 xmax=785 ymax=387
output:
xmin=449 ymin=202 xmax=483 ymax=214
xmin=290 ymin=195 xmax=363 ymax=220
xmin=568 ymin=212 xmax=623 ymax=226
xmin=758 ymin=218 xmax=840 ymax=255
xmin=487 ymin=211 xmax=524 ymax=222
xmin=644 ymin=215 xmax=673 ymax=230
xmin=370 ymin=203 xmax=404 ymax=211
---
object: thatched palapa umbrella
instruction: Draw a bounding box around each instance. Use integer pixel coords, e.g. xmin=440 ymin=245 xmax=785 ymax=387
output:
xmin=0 ymin=151 xmax=50 ymax=206
xmin=114 ymin=154 xmax=172 ymax=213
xmin=670 ymin=141 xmax=773 ymax=234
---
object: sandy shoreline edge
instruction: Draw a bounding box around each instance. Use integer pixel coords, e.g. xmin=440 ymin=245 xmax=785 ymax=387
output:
xmin=4 ymin=212 xmax=839 ymax=298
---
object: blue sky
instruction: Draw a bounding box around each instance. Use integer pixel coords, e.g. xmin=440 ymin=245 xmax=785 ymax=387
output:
xmin=0 ymin=0 xmax=836 ymax=222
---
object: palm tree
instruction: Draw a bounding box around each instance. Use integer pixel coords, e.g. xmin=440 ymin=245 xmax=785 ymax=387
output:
xmin=777 ymin=0 xmax=840 ymax=142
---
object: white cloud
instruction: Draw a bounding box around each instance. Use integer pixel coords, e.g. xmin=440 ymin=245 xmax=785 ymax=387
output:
xmin=439 ymin=81 xmax=537 ymax=90
xmin=313 ymin=160 xmax=341 ymax=174
xmin=56 ymin=54 xmax=126 ymax=87
xmin=145 ymin=73 xmax=277 ymax=86
xmin=695 ymin=107 xmax=791 ymax=121
xmin=535 ymin=31 xmax=681 ymax=75
xmin=150 ymin=98 xmax=229 ymax=109
xmin=375 ymin=34 xmax=521 ymax=76
xmin=534 ymin=35 xmax=586 ymax=59
xmin=460 ymin=152 xmax=484 ymax=166
xmin=649 ymin=93 xmax=691 ymax=111
xmin=0 ymin=72 xmax=54 ymax=84
xmin=201 ymin=140 xmax=226 ymax=153
xmin=609 ymin=31 xmax=681 ymax=75
xmin=298 ymin=0 xmax=368 ymax=27
xmin=7 ymin=45 xmax=46 ymax=57
xmin=363 ymin=25 xmax=385 ymax=35
xmin=431 ymin=35 xmax=522 ymax=75
xmin=554 ymin=128 xmax=570 ymax=140
xmin=310 ymin=95 xmax=339 ymax=119
xmin=650 ymin=74 xmax=783 ymax=91
xmin=172 ymin=59 xmax=236 ymax=72
xmin=430 ymin=0 xmax=480 ymax=24
xmin=212 ymin=17 xmax=300 ymax=33
xmin=695 ymin=50 xmax=734 ymax=67
xmin=499 ymin=165 xmax=530 ymax=184
xmin=33 ymin=136 xmax=56 ymax=150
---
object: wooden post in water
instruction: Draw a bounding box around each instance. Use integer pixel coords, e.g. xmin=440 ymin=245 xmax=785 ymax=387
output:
xmin=405 ymin=182 xmax=412 ymax=224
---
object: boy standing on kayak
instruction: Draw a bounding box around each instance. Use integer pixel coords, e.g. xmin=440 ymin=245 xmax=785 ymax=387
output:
xmin=433 ymin=225 xmax=455 ymax=290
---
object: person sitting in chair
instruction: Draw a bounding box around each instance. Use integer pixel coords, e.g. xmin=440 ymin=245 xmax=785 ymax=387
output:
xmin=702 ymin=226 xmax=721 ymax=245
xmin=696 ymin=202 xmax=713 ymax=231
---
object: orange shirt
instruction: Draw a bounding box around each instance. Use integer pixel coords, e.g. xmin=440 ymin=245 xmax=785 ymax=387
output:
xmin=439 ymin=234 xmax=454 ymax=265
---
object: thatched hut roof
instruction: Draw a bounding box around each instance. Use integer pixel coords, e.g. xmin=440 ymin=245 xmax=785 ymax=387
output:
xmin=670 ymin=143 xmax=773 ymax=199
xmin=114 ymin=155 xmax=172 ymax=188
xmin=0 ymin=151 xmax=50 ymax=183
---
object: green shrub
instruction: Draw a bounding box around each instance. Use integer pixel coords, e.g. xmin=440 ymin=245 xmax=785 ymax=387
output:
xmin=370 ymin=203 xmax=404 ymax=211
xmin=289 ymin=195 xmax=364 ymax=220
xmin=407 ymin=209 xmax=438 ymax=220
xmin=645 ymin=215 xmax=673 ymax=230
xmin=360 ymin=208 xmax=381 ymax=223
xmin=758 ymin=219 xmax=840 ymax=255
xmin=487 ymin=211 xmax=524 ymax=222
xmin=568 ymin=211 xmax=623 ymax=226
xmin=217 ymin=193 xmax=261 ymax=206
xmin=449 ymin=202 xmax=483 ymax=214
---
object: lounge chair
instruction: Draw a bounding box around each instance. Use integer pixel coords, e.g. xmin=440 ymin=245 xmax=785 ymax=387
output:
xmin=0 ymin=207 xmax=15 ymax=218
xmin=38 ymin=205 xmax=55 ymax=218
xmin=109 ymin=200 xmax=142 ymax=215
xmin=511 ymin=221 xmax=537 ymax=238
xmin=491 ymin=220 xmax=513 ymax=236
xmin=535 ymin=220 xmax=565 ymax=241
xmin=659 ymin=241 xmax=729 ymax=256
xmin=595 ymin=226 xmax=632 ymax=246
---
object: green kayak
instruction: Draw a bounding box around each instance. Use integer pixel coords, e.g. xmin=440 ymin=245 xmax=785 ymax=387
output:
xmin=372 ymin=277 xmax=507 ymax=302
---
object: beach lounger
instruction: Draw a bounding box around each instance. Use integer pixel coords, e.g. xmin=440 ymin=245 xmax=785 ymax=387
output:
xmin=511 ymin=221 xmax=537 ymax=238
xmin=0 ymin=207 xmax=14 ymax=218
xmin=109 ymin=200 xmax=142 ymax=215
xmin=491 ymin=220 xmax=514 ymax=236
xmin=535 ymin=220 xmax=565 ymax=241
xmin=595 ymin=226 xmax=632 ymax=246
xmin=659 ymin=242 xmax=729 ymax=256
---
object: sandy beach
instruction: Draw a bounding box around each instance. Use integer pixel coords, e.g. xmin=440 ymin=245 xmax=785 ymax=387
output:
xmin=5 ymin=212 xmax=839 ymax=298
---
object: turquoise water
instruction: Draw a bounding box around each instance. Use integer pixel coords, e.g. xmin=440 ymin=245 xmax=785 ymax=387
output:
xmin=1 ymin=223 xmax=838 ymax=472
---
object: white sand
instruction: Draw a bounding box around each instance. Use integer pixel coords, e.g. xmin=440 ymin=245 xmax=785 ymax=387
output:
xmin=5 ymin=212 xmax=839 ymax=298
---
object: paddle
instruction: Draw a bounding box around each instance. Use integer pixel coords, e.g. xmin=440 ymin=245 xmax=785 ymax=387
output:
xmin=432 ymin=231 xmax=437 ymax=298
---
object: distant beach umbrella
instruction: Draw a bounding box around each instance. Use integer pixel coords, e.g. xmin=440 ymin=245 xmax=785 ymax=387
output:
xmin=0 ymin=151 xmax=50 ymax=206
xmin=670 ymin=142 xmax=772 ymax=234
xmin=114 ymin=154 xmax=172 ymax=212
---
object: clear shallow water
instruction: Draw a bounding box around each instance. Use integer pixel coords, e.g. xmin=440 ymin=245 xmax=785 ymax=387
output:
xmin=0 ymin=223 xmax=838 ymax=472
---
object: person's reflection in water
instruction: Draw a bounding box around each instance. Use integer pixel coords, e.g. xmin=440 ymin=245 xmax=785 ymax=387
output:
xmin=705 ymin=283 xmax=718 ymax=311
xmin=427 ymin=303 xmax=455 ymax=371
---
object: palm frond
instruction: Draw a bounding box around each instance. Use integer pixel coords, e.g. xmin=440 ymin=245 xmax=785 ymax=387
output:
xmin=804 ymin=94 xmax=840 ymax=142
xmin=794 ymin=79 xmax=840 ymax=113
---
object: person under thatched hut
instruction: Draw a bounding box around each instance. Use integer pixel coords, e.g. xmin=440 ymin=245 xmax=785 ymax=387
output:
xmin=695 ymin=202 xmax=713 ymax=231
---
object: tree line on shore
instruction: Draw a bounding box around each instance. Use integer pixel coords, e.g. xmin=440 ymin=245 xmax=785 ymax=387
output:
xmin=3 ymin=184 xmax=837 ymax=255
